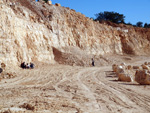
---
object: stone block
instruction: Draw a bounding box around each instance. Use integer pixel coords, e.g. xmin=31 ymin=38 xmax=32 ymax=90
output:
xmin=135 ymin=70 xmax=150 ymax=85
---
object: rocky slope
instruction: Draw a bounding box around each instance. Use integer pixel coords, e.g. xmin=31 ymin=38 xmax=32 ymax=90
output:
xmin=0 ymin=0 xmax=150 ymax=67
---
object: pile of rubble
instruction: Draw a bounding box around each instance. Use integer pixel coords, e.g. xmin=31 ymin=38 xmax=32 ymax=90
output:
xmin=112 ymin=62 xmax=150 ymax=85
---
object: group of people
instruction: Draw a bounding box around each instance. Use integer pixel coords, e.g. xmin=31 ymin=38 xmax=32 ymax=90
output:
xmin=21 ymin=62 xmax=34 ymax=69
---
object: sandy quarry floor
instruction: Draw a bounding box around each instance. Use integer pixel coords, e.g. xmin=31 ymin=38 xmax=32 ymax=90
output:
xmin=0 ymin=55 xmax=150 ymax=113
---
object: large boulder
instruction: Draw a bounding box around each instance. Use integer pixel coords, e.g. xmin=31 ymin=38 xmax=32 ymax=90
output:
xmin=127 ymin=65 xmax=132 ymax=70
xmin=112 ymin=64 xmax=117 ymax=72
xmin=118 ymin=73 xmax=132 ymax=82
xmin=135 ymin=70 xmax=150 ymax=85
xmin=144 ymin=62 xmax=148 ymax=65
xmin=112 ymin=64 xmax=134 ymax=82
xmin=133 ymin=66 xmax=140 ymax=70
xmin=141 ymin=64 xmax=149 ymax=70
xmin=120 ymin=62 xmax=126 ymax=67
xmin=116 ymin=65 xmax=124 ymax=74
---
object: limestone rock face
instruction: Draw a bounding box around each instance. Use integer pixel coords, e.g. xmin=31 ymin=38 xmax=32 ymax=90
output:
xmin=135 ymin=70 xmax=150 ymax=85
xmin=0 ymin=0 xmax=55 ymax=65
xmin=1 ymin=0 xmax=150 ymax=66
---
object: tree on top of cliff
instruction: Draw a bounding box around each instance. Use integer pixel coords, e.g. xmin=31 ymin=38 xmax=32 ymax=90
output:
xmin=144 ymin=23 xmax=150 ymax=28
xmin=95 ymin=11 xmax=125 ymax=24
xmin=136 ymin=21 xmax=143 ymax=27
xmin=42 ymin=0 xmax=49 ymax=2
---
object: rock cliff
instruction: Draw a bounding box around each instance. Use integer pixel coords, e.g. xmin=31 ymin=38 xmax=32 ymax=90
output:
xmin=0 ymin=0 xmax=150 ymax=67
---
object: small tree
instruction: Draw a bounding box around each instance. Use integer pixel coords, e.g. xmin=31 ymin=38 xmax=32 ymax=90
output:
xmin=144 ymin=23 xmax=150 ymax=28
xmin=95 ymin=11 xmax=125 ymax=24
xmin=136 ymin=21 xmax=143 ymax=27
xmin=126 ymin=22 xmax=132 ymax=26
xmin=43 ymin=0 xmax=48 ymax=2
xmin=144 ymin=23 xmax=148 ymax=28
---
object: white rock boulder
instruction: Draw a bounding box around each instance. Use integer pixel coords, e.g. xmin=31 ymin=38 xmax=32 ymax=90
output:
xmin=118 ymin=73 xmax=133 ymax=82
xmin=135 ymin=70 xmax=150 ymax=85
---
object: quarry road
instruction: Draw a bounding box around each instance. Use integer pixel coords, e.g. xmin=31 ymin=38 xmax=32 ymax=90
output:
xmin=0 ymin=62 xmax=150 ymax=113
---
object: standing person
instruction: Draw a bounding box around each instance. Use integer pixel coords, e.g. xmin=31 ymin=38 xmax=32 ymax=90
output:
xmin=92 ymin=58 xmax=95 ymax=66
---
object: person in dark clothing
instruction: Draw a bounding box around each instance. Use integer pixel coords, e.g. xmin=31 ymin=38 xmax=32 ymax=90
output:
xmin=92 ymin=58 xmax=95 ymax=66
xmin=30 ymin=62 xmax=34 ymax=69
xmin=0 ymin=68 xmax=3 ymax=73
xmin=21 ymin=62 xmax=26 ymax=69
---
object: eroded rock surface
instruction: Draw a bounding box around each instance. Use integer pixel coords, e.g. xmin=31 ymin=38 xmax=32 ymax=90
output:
xmin=0 ymin=0 xmax=150 ymax=67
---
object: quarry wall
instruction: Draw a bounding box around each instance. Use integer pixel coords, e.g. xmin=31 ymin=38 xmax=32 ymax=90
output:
xmin=0 ymin=0 xmax=150 ymax=66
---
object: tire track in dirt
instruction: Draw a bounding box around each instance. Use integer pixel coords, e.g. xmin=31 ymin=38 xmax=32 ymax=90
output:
xmin=108 ymin=84 xmax=150 ymax=112
xmin=95 ymin=66 xmax=150 ymax=112
xmin=79 ymin=67 xmax=135 ymax=112
xmin=75 ymin=67 xmax=101 ymax=112
xmin=49 ymin=66 xmax=102 ymax=112
xmin=0 ymin=64 xmax=150 ymax=113
xmin=0 ymin=66 xmax=54 ymax=88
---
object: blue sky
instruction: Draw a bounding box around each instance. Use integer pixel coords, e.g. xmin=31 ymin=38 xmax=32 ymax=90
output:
xmin=52 ymin=0 xmax=150 ymax=25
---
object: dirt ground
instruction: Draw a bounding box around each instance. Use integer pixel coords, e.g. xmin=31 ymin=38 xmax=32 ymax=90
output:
xmin=0 ymin=55 xmax=150 ymax=113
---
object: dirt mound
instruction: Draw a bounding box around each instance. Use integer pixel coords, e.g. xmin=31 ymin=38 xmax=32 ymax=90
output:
xmin=53 ymin=47 xmax=87 ymax=66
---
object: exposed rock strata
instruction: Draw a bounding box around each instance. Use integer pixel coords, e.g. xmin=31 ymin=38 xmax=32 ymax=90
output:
xmin=0 ymin=0 xmax=150 ymax=66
